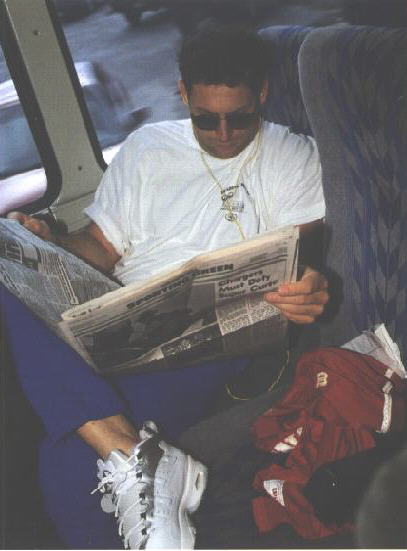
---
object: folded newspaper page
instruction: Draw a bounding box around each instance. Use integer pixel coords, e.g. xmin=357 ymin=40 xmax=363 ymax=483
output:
xmin=59 ymin=225 xmax=299 ymax=374
xmin=0 ymin=219 xmax=119 ymax=328
xmin=342 ymin=323 xmax=406 ymax=379
xmin=0 ymin=218 xmax=298 ymax=374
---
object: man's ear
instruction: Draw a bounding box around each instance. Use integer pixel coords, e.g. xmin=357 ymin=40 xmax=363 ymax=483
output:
xmin=259 ymin=79 xmax=269 ymax=106
xmin=178 ymin=80 xmax=189 ymax=105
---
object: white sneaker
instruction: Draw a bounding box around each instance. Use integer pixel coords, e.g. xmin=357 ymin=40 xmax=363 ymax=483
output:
xmin=92 ymin=422 xmax=208 ymax=549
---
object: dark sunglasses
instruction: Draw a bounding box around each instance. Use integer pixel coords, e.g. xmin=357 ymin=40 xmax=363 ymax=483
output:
xmin=190 ymin=110 xmax=259 ymax=131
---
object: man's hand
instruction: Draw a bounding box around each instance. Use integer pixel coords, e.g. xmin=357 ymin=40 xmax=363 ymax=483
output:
xmin=264 ymin=266 xmax=329 ymax=324
xmin=7 ymin=212 xmax=120 ymax=274
xmin=7 ymin=211 xmax=54 ymax=242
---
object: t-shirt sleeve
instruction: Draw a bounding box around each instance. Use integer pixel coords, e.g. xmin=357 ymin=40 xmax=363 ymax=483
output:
xmin=84 ymin=135 xmax=143 ymax=257
xmin=272 ymin=131 xmax=325 ymax=228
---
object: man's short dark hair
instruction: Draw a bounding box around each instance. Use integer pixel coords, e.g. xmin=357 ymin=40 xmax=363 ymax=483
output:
xmin=178 ymin=25 xmax=270 ymax=96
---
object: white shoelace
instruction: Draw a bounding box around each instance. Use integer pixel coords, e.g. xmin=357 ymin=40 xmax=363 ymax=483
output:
xmin=91 ymin=453 xmax=140 ymax=495
xmin=91 ymin=453 xmax=152 ymax=547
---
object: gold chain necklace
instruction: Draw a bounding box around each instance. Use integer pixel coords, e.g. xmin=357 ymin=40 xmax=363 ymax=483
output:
xmin=200 ymin=121 xmax=263 ymax=241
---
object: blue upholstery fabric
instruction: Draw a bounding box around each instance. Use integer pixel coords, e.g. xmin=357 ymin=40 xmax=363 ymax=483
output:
xmin=299 ymin=26 xmax=407 ymax=356
xmin=260 ymin=25 xmax=313 ymax=135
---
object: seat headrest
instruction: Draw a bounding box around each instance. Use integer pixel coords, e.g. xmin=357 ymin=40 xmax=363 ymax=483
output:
xmin=259 ymin=25 xmax=313 ymax=135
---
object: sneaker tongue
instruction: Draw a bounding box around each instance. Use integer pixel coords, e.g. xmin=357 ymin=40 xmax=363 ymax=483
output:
xmin=101 ymin=493 xmax=116 ymax=514
xmin=139 ymin=420 xmax=158 ymax=440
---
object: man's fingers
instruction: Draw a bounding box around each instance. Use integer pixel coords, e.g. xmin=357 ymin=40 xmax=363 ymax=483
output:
xmin=283 ymin=312 xmax=317 ymax=324
xmin=278 ymin=272 xmax=328 ymax=297
xmin=264 ymin=289 xmax=329 ymax=306
xmin=7 ymin=211 xmax=28 ymax=224
xmin=263 ymin=268 xmax=329 ymax=325
xmin=7 ymin=211 xmax=51 ymax=240
xmin=272 ymin=302 xmax=325 ymax=324
xmin=274 ymin=302 xmax=325 ymax=317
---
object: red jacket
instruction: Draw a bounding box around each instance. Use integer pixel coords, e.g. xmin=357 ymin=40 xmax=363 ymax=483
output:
xmin=252 ymin=347 xmax=406 ymax=539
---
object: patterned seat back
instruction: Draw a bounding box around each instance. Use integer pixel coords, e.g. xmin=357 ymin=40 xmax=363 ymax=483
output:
xmin=259 ymin=25 xmax=313 ymax=135
xmin=299 ymin=25 xmax=407 ymax=356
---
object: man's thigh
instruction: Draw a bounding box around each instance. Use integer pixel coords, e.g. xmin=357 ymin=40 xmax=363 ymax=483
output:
xmin=178 ymin=386 xmax=291 ymax=549
xmin=178 ymin=386 xmax=289 ymax=466
xmin=178 ymin=343 xmax=293 ymax=467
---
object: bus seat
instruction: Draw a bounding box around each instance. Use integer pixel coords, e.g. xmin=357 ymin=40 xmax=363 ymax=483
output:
xmin=260 ymin=25 xmax=313 ymax=136
xmin=258 ymin=25 xmax=323 ymax=361
xmin=299 ymin=25 xmax=407 ymax=356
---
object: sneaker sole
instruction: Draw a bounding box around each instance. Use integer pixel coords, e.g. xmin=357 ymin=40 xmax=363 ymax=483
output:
xmin=178 ymin=456 xmax=208 ymax=549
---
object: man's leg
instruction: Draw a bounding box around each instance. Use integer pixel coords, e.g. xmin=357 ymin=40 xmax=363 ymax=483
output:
xmin=1 ymin=287 xmax=129 ymax=442
xmin=2 ymin=287 xmax=278 ymax=547
xmin=77 ymin=414 xmax=140 ymax=459
xmin=2 ymin=290 xmax=237 ymax=549
xmin=178 ymin=381 xmax=291 ymax=467
xmin=1 ymin=289 xmax=139 ymax=547
xmin=39 ymin=434 xmax=124 ymax=549
xmin=178 ymin=362 xmax=295 ymax=550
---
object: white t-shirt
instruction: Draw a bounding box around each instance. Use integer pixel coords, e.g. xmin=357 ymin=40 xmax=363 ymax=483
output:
xmin=85 ymin=119 xmax=325 ymax=286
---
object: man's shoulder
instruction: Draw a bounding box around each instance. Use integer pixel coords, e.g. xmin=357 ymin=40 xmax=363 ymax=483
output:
xmin=262 ymin=121 xmax=317 ymax=157
xmin=263 ymin=120 xmax=314 ymax=143
xmin=126 ymin=119 xmax=190 ymax=146
xmin=113 ymin=119 xmax=191 ymax=164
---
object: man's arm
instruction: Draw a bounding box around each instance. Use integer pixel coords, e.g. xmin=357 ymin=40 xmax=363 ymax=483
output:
xmin=7 ymin=212 xmax=121 ymax=274
xmin=264 ymin=219 xmax=329 ymax=324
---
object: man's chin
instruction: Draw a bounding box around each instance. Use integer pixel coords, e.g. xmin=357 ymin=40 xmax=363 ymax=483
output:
xmin=205 ymin=143 xmax=242 ymax=159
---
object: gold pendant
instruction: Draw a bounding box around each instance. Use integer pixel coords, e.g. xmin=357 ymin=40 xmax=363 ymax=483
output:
xmin=225 ymin=212 xmax=238 ymax=222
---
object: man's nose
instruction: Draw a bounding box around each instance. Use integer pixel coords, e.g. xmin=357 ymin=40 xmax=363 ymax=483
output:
xmin=216 ymin=118 xmax=233 ymax=141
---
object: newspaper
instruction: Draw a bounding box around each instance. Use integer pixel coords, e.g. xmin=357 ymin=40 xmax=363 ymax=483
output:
xmin=0 ymin=219 xmax=119 ymax=329
xmin=0 ymin=219 xmax=298 ymax=374
xmin=342 ymin=323 xmax=406 ymax=379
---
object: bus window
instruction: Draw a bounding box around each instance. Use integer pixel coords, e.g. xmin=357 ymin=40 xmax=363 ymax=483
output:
xmin=0 ymin=81 xmax=42 ymax=179
xmin=62 ymin=60 xmax=146 ymax=160
xmin=0 ymin=46 xmax=45 ymax=214
xmin=0 ymin=35 xmax=144 ymax=217
xmin=54 ymin=0 xmax=186 ymax=126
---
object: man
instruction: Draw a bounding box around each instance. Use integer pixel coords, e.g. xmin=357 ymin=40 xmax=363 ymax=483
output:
xmin=8 ymin=26 xmax=328 ymax=549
